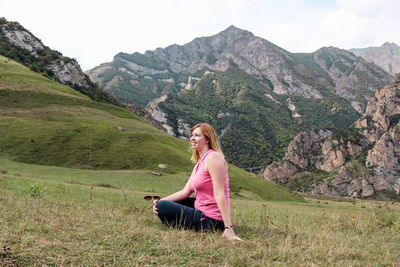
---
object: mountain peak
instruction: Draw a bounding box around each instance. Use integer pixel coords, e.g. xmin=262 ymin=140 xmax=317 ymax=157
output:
xmin=218 ymin=25 xmax=254 ymax=38
xmin=315 ymin=46 xmax=355 ymax=57
xmin=225 ymin=25 xmax=242 ymax=32
xmin=382 ymin=41 xmax=399 ymax=48
xmin=352 ymin=42 xmax=400 ymax=75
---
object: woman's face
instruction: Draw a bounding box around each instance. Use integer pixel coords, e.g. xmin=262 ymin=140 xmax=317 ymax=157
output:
xmin=190 ymin=127 xmax=209 ymax=152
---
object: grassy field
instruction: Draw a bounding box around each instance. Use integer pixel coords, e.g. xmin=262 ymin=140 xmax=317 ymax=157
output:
xmin=1 ymin=158 xmax=400 ymax=266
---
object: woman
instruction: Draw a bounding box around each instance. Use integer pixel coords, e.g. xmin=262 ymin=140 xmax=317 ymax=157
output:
xmin=153 ymin=123 xmax=242 ymax=241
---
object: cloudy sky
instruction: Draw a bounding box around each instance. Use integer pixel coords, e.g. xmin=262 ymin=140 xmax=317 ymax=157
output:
xmin=1 ymin=0 xmax=399 ymax=71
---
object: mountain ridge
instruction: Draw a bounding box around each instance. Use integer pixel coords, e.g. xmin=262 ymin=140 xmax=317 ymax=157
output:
xmin=87 ymin=25 xmax=392 ymax=114
xmin=349 ymin=42 xmax=400 ymax=75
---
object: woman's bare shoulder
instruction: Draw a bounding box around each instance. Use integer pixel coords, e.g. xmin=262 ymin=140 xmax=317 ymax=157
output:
xmin=206 ymin=151 xmax=226 ymax=165
xmin=208 ymin=151 xmax=224 ymax=159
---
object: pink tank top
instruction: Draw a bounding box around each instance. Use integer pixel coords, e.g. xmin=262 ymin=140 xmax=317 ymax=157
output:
xmin=188 ymin=149 xmax=230 ymax=221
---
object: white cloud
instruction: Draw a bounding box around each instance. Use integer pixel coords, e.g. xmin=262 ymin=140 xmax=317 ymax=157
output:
xmin=0 ymin=0 xmax=399 ymax=70
xmin=321 ymin=0 xmax=400 ymax=49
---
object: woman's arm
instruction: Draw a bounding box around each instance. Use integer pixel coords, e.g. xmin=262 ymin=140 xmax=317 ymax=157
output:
xmin=206 ymin=153 xmax=242 ymax=241
xmin=153 ymin=178 xmax=193 ymax=215
xmin=160 ymin=181 xmax=192 ymax=202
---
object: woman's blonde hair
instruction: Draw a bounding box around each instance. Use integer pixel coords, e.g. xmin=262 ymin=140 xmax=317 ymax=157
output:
xmin=190 ymin=123 xmax=223 ymax=163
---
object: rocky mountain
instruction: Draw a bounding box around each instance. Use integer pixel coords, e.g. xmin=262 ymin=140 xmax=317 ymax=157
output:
xmin=86 ymin=25 xmax=392 ymax=170
xmin=264 ymin=74 xmax=400 ymax=199
xmin=154 ymin=67 xmax=364 ymax=170
xmin=0 ymin=18 xmax=119 ymax=106
xmin=349 ymin=42 xmax=400 ymax=76
xmin=87 ymin=26 xmax=392 ymax=112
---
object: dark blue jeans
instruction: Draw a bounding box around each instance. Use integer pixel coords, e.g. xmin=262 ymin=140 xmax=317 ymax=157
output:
xmin=155 ymin=197 xmax=224 ymax=231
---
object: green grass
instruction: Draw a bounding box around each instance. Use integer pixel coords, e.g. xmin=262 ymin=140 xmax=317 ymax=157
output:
xmin=1 ymin=162 xmax=399 ymax=266
xmin=0 ymin=156 xmax=189 ymax=195
xmin=0 ymin=157 xmax=299 ymax=202
xmin=0 ymin=113 xmax=191 ymax=172
xmin=0 ymin=89 xmax=136 ymax=118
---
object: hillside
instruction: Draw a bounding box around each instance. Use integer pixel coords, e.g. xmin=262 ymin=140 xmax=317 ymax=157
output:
xmin=155 ymin=67 xmax=360 ymax=169
xmin=0 ymin=54 xmax=301 ymax=202
xmin=86 ymin=26 xmax=392 ymax=171
xmin=0 ymin=17 xmax=120 ymax=106
xmin=0 ymin=55 xmax=189 ymax=171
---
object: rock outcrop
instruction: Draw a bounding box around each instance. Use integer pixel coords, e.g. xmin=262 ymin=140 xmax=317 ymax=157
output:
xmin=2 ymin=27 xmax=44 ymax=55
xmin=263 ymin=129 xmax=366 ymax=183
xmin=123 ymin=102 xmax=166 ymax=132
xmin=145 ymin=95 xmax=174 ymax=135
xmin=264 ymin=74 xmax=400 ymax=198
xmin=49 ymin=60 xmax=89 ymax=87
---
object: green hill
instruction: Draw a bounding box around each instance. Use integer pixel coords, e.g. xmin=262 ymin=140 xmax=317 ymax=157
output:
xmin=0 ymin=55 xmax=302 ymax=202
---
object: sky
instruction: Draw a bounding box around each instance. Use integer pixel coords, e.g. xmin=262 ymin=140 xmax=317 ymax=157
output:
xmin=1 ymin=0 xmax=399 ymax=71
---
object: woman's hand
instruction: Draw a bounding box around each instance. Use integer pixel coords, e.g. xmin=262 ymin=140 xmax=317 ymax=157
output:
xmin=222 ymin=228 xmax=243 ymax=241
xmin=152 ymin=199 xmax=160 ymax=216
